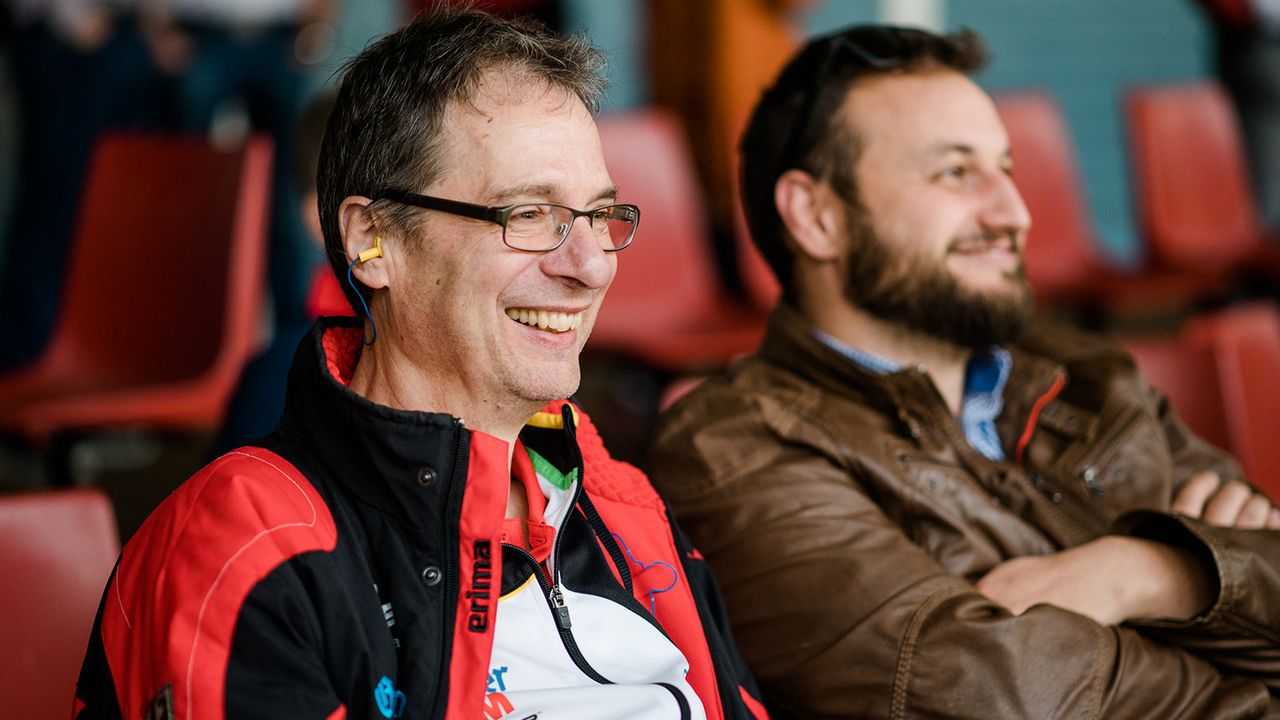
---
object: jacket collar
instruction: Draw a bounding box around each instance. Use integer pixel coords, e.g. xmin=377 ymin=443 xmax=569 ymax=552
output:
xmin=756 ymin=304 xmax=1073 ymax=450
xmin=276 ymin=317 xmax=470 ymax=526
xmin=758 ymin=304 xmax=943 ymax=416
xmin=276 ymin=318 xmax=604 ymax=527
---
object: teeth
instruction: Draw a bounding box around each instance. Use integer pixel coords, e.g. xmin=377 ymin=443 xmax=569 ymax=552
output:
xmin=505 ymin=307 xmax=583 ymax=334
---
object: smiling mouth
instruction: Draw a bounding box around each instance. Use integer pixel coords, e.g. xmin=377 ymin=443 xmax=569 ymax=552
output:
xmin=505 ymin=307 xmax=584 ymax=333
xmin=949 ymin=234 xmax=1018 ymax=255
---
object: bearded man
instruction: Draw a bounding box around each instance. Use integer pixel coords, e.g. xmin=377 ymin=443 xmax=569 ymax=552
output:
xmin=650 ymin=25 xmax=1280 ymax=719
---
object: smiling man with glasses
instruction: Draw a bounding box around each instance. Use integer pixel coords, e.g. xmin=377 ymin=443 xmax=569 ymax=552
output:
xmin=651 ymin=24 xmax=1280 ymax=719
xmin=73 ymin=8 xmax=765 ymax=720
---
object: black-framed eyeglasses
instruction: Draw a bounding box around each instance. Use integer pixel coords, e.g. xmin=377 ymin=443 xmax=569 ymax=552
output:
xmin=376 ymin=188 xmax=640 ymax=253
xmin=777 ymin=26 xmax=922 ymax=173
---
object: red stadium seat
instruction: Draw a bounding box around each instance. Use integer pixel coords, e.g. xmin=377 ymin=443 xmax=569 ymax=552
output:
xmin=1125 ymin=82 xmax=1263 ymax=274
xmin=1122 ymin=336 xmax=1230 ymax=454
xmin=994 ymin=90 xmax=1230 ymax=316
xmin=1183 ymin=302 xmax=1280 ymax=502
xmin=0 ymin=488 xmax=118 ymax=720
xmin=591 ymin=110 xmax=765 ymax=370
xmin=0 ymin=134 xmax=272 ymax=442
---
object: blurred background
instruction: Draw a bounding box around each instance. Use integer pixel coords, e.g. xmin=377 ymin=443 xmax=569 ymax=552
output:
xmin=2 ymin=0 xmax=1280 ymax=713
xmin=4 ymin=0 xmax=1280 ymax=524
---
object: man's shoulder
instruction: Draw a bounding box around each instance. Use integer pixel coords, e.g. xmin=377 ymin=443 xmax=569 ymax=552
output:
xmin=650 ymin=358 xmax=853 ymax=497
xmin=118 ymin=446 xmax=339 ymax=598
xmin=1011 ymin=319 xmax=1146 ymax=404
xmin=95 ymin=447 xmax=343 ymax=715
xmin=1015 ymin=319 xmax=1133 ymax=369
xmin=662 ymin=353 xmax=870 ymax=440
xmin=665 ymin=355 xmax=825 ymax=423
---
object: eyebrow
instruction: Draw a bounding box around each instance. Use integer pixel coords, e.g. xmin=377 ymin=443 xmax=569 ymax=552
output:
xmin=924 ymin=142 xmax=976 ymax=158
xmin=923 ymin=142 xmax=1014 ymax=164
xmin=489 ymin=183 xmax=620 ymax=206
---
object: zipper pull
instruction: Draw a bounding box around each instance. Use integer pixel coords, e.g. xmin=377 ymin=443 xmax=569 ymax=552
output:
xmin=550 ymin=585 xmax=572 ymax=629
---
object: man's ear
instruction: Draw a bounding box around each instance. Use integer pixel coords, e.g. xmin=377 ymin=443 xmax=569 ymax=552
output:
xmin=339 ymin=196 xmax=391 ymax=290
xmin=775 ymin=169 xmax=845 ymax=262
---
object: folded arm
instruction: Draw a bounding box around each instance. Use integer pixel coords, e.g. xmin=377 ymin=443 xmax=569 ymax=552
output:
xmin=670 ymin=451 xmax=1273 ymax=719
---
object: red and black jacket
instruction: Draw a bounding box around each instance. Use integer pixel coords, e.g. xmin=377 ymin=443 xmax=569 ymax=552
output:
xmin=74 ymin=318 xmax=768 ymax=719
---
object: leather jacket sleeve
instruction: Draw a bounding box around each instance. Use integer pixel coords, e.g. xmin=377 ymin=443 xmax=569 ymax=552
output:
xmin=1119 ymin=510 xmax=1280 ymax=689
xmin=1108 ymin=384 xmax=1280 ymax=688
xmin=655 ymin=444 xmax=1274 ymax=719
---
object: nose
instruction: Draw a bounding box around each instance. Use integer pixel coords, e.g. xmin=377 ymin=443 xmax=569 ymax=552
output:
xmin=980 ymin=172 xmax=1032 ymax=239
xmin=541 ymin=215 xmax=616 ymax=290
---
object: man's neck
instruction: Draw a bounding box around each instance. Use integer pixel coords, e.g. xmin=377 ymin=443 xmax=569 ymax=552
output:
xmin=347 ymin=334 xmax=534 ymax=469
xmin=804 ymin=300 xmax=972 ymax=415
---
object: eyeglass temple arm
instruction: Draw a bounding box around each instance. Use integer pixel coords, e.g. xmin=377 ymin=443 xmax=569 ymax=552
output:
xmin=376 ymin=189 xmax=506 ymax=225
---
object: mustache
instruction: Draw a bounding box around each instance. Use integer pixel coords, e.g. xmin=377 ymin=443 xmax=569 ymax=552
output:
xmin=946 ymin=231 xmax=1020 ymax=254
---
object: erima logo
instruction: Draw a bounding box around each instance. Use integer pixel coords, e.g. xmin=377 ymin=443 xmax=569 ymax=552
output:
xmin=467 ymin=540 xmax=493 ymax=633
xmin=374 ymin=676 xmax=406 ymax=719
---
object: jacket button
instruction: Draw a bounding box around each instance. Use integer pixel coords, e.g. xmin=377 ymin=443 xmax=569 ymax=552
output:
xmin=1051 ymin=492 xmax=1063 ymax=504
xmin=417 ymin=466 xmax=437 ymax=487
xmin=421 ymin=566 xmax=442 ymax=586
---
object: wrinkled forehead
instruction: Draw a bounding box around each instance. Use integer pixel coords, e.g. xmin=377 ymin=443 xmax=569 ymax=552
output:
xmin=428 ymin=71 xmax=610 ymax=201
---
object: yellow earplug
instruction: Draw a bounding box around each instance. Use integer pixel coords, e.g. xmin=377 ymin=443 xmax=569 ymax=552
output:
xmin=356 ymin=236 xmax=383 ymax=264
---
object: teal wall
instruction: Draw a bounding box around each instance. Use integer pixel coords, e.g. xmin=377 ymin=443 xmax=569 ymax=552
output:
xmin=564 ymin=0 xmax=648 ymax=111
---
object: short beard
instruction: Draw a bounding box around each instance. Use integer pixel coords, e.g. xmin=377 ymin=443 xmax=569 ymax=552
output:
xmin=842 ymin=211 xmax=1034 ymax=349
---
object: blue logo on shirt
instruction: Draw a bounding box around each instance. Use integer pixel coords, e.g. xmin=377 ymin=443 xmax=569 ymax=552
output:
xmin=374 ymin=675 xmax=406 ymax=718
xmin=487 ymin=665 xmax=510 ymax=692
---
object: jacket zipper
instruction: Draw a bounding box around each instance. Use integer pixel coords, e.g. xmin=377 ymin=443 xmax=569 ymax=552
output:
xmin=508 ymin=404 xmax=692 ymax=719
xmin=549 ymin=404 xmax=586 ymax=632
xmin=1014 ymin=372 xmax=1067 ymax=467
xmin=507 ymin=543 xmax=611 ymax=683
xmin=503 ymin=543 xmax=692 ymax=720
xmin=543 ymin=410 xmax=600 ymax=676
xmin=429 ymin=419 xmax=469 ymax=719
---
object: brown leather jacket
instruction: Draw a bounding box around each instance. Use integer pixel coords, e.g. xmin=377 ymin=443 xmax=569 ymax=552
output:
xmin=650 ymin=306 xmax=1280 ymax=719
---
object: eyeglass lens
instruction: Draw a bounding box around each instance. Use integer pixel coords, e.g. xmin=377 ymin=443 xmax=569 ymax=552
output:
xmin=504 ymin=204 xmax=637 ymax=251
